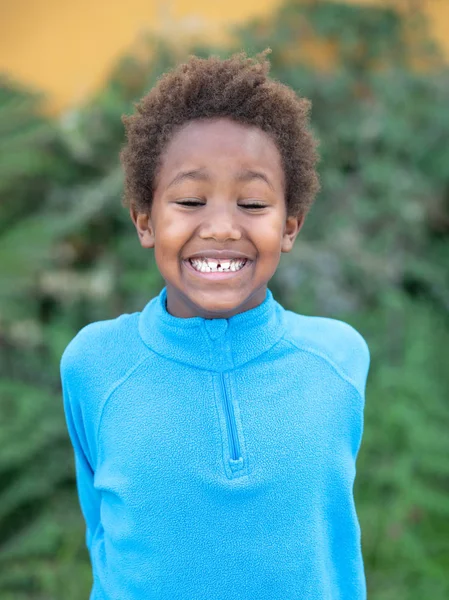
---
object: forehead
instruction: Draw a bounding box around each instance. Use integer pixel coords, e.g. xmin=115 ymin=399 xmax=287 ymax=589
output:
xmin=157 ymin=117 xmax=284 ymax=187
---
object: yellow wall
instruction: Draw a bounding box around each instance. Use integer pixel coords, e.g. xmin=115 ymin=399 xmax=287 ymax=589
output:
xmin=1 ymin=0 xmax=448 ymax=112
xmin=0 ymin=0 xmax=279 ymax=111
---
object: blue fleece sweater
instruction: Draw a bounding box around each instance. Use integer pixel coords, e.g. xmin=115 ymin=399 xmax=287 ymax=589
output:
xmin=60 ymin=286 xmax=370 ymax=600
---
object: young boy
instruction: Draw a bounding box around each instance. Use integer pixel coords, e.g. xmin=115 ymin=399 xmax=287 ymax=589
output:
xmin=60 ymin=51 xmax=370 ymax=600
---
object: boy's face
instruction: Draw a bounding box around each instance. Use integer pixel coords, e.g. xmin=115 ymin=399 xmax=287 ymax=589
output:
xmin=130 ymin=117 xmax=304 ymax=319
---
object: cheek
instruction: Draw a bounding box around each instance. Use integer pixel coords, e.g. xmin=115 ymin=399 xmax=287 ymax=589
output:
xmin=155 ymin=215 xmax=189 ymax=253
xmin=254 ymin=217 xmax=285 ymax=254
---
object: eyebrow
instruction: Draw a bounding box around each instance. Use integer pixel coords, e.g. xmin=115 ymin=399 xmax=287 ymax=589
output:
xmin=167 ymin=168 xmax=274 ymax=191
xmin=235 ymin=169 xmax=274 ymax=191
xmin=167 ymin=169 xmax=209 ymax=189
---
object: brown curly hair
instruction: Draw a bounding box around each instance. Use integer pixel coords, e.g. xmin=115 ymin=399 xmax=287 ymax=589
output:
xmin=120 ymin=49 xmax=320 ymax=217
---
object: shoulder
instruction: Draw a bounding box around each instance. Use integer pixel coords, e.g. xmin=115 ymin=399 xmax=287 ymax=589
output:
xmin=282 ymin=309 xmax=370 ymax=398
xmin=60 ymin=311 xmax=146 ymax=391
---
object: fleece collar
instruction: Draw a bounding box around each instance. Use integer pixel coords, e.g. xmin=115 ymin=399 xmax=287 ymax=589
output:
xmin=138 ymin=286 xmax=286 ymax=371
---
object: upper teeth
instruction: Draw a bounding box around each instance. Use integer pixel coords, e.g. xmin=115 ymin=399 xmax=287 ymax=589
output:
xmin=189 ymin=258 xmax=247 ymax=272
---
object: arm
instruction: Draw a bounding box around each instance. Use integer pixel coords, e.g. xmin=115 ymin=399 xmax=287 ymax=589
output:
xmin=61 ymin=365 xmax=102 ymax=555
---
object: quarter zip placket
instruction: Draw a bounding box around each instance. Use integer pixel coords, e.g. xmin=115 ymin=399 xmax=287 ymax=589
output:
xmin=220 ymin=372 xmax=241 ymax=461
xmin=202 ymin=318 xmax=247 ymax=478
xmin=138 ymin=286 xmax=283 ymax=481
xmin=217 ymin=371 xmax=246 ymax=477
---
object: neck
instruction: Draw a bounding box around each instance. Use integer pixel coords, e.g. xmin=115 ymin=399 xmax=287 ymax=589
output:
xmin=165 ymin=284 xmax=268 ymax=319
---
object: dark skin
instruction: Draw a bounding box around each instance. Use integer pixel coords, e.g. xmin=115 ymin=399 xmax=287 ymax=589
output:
xmin=130 ymin=117 xmax=305 ymax=319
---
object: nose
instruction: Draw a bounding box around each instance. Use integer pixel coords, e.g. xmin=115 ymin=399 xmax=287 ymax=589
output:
xmin=198 ymin=204 xmax=242 ymax=242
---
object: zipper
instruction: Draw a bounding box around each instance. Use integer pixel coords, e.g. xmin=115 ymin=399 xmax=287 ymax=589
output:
xmin=219 ymin=372 xmax=241 ymax=461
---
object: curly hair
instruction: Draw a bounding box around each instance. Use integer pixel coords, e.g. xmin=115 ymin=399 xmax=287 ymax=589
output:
xmin=120 ymin=49 xmax=320 ymax=217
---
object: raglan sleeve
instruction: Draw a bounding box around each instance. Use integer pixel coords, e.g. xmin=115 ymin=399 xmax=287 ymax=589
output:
xmin=355 ymin=330 xmax=370 ymax=401
xmin=60 ymin=344 xmax=101 ymax=555
xmin=335 ymin=320 xmax=371 ymax=401
xmin=346 ymin=325 xmax=371 ymax=458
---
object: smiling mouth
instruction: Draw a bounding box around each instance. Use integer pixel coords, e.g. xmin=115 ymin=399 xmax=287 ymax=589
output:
xmin=183 ymin=257 xmax=252 ymax=277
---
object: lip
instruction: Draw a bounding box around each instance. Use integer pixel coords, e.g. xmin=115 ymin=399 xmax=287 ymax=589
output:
xmin=183 ymin=258 xmax=252 ymax=279
xmin=185 ymin=250 xmax=252 ymax=260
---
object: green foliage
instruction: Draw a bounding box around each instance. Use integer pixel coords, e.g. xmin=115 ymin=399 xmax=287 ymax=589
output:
xmin=0 ymin=1 xmax=448 ymax=598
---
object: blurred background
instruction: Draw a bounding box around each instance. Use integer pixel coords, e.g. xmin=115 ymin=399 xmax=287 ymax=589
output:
xmin=0 ymin=0 xmax=448 ymax=598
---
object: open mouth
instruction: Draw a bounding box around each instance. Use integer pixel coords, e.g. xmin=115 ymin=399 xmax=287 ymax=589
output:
xmin=183 ymin=257 xmax=252 ymax=277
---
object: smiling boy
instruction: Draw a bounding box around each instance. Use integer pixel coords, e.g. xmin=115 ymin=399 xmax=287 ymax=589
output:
xmin=60 ymin=51 xmax=370 ymax=599
xmin=131 ymin=116 xmax=300 ymax=319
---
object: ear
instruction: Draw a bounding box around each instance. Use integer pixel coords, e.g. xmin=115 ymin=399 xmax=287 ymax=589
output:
xmin=281 ymin=213 xmax=305 ymax=253
xmin=129 ymin=205 xmax=155 ymax=249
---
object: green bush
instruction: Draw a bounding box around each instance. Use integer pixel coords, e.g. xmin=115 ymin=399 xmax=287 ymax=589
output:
xmin=0 ymin=1 xmax=448 ymax=598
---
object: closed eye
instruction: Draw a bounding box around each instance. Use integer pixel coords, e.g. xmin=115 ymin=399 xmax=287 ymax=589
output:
xmin=175 ymin=200 xmax=267 ymax=209
xmin=239 ymin=203 xmax=268 ymax=210
xmin=176 ymin=200 xmax=205 ymax=207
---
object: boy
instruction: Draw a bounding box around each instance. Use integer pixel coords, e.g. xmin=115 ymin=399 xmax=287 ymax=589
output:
xmin=60 ymin=51 xmax=370 ymax=599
